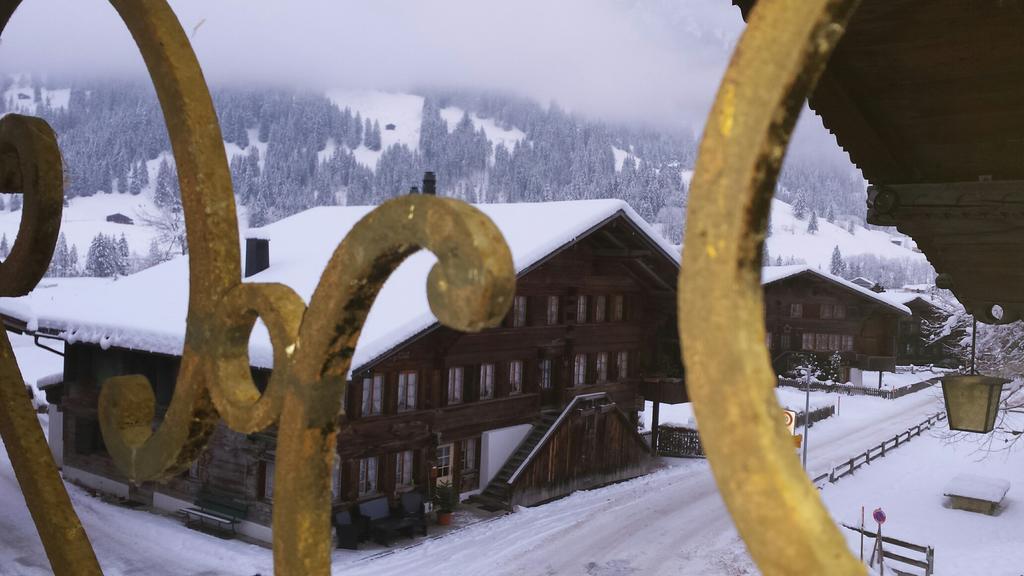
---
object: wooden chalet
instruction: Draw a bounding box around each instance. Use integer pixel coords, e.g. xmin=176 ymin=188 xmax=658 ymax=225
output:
xmin=2 ymin=199 xmax=684 ymax=542
xmin=880 ymin=290 xmax=959 ymax=368
xmin=762 ymin=266 xmax=910 ymax=383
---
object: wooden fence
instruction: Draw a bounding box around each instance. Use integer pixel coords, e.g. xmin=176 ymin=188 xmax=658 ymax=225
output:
xmin=810 ymin=412 xmax=946 ymax=486
xmin=842 ymin=523 xmax=935 ymax=576
xmin=654 ymin=405 xmax=836 ymax=458
xmin=777 ymin=377 xmax=939 ymax=400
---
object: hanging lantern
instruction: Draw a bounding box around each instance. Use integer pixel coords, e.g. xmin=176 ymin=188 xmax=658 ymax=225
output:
xmin=941 ymin=375 xmax=1010 ymax=433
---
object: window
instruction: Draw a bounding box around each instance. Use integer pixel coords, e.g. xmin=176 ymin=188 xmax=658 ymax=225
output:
xmin=821 ymin=304 xmax=833 ymax=319
xmin=447 ymin=367 xmax=464 ymax=405
xmin=397 ymin=371 xmax=418 ymax=412
xmin=573 ymin=353 xmax=587 ymax=386
xmin=766 ymin=333 xmax=773 ymax=350
xmin=461 ymin=438 xmax=477 ymax=472
xmin=617 ymin=351 xmax=629 ymax=380
xmin=828 ymin=334 xmax=840 ymax=351
xmin=547 ymin=296 xmax=559 ymax=325
xmin=479 ymin=363 xmax=495 ymax=399
xmin=361 ymin=374 xmax=383 ymax=417
xmin=790 ymin=303 xmax=803 ymax=318
xmin=842 ymin=335 xmax=854 ymax=351
xmin=815 ymin=334 xmax=828 ymax=351
xmin=358 ymin=456 xmax=378 ymax=496
xmin=594 ymin=295 xmax=606 ymax=322
xmin=263 ymin=460 xmax=275 ymax=501
xmin=596 ymin=352 xmax=608 ymax=382
xmin=509 ymin=360 xmax=523 ymax=394
xmin=436 ymin=445 xmax=451 ymax=479
xmin=834 ymin=304 xmax=846 ymax=319
xmin=513 ymin=295 xmax=527 ymax=327
xmin=781 ymin=333 xmax=791 ymax=350
xmin=577 ymin=295 xmax=588 ymax=323
xmin=802 ymin=333 xmax=814 ymax=350
xmin=395 ymin=451 xmax=414 ymax=488
xmin=611 ymin=295 xmax=624 ymax=321
xmin=540 ymin=359 xmax=552 ymax=390
xmin=332 ymin=453 xmax=341 ymax=499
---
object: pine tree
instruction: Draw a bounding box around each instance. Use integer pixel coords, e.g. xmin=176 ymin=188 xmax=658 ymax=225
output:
xmin=793 ymin=193 xmax=808 ymax=220
xmin=363 ymin=117 xmax=373 ymax=149
xmin=117 ymin=234 xmax=131 ymax=276
xmin=137 ymin=160 xmax=150 ymax=189
xmin=9 ymin=194 xmax=21 ymax=211
xmin=807 ymin=210 xmax=819 ymax=234
xmin=146 ymin=238 xmax=165 ymax=267
xmin=155 ymin=159 xmax=176 ymax=207
xmin=128 ymin=163 xmax=142 ymax=196
xmin=775 ymin=255 xmax=783 ymax=266
xmin=826 ymin=203 xmax=836 ymax=223
xmin=68 ymin=244 xmax=79 ymax=276
xmin=85 ymin=233 xmax=118 ymax=277
xmin=847 ymin=220 xmax=856 ymax=235
xmin=830 ymin=245 xmax=846 ymax=276
xmin=0 ymin=233 xmax=8 ymax=259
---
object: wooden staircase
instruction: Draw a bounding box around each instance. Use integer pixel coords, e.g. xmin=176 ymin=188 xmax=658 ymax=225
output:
xmin=471 ymin=410 xmax=560 ymax=511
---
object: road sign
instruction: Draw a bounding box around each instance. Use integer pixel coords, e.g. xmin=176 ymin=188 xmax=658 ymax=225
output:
xmin=793 ymin=434 xmax=802 ymax=448
xmin=872 ymin=508 xmax=886 ymax=525
xmin=783 ymin=410 xmax=797 ymax=435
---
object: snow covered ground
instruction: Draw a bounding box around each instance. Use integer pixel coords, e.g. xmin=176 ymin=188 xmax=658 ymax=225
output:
xmin=641 ymin=387 xmax=842 ymax=431
xmin=0 ymin=330 xmax=946 ymax=575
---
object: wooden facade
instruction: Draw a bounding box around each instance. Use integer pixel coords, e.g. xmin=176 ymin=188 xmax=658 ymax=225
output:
xmin=896 ymin=296 xmax=958 ymax=368
xmin=51 ymin=212 xmax=680 ymax=539
xmin=763 ymin=269 xmax=908 ymax=378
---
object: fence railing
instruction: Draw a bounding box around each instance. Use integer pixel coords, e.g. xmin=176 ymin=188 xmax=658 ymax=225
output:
xmin=777 ymin=377 xmax=939 ymax=400
xmin=842 ymin=523 xmax=935 ymax=576
xmin=653 ymin=404 xmax=836 ymax=458
xmin=810 ymin=412 xmax=946 ymax=486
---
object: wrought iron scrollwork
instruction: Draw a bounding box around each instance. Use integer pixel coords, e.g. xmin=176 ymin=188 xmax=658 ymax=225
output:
xmin=680 ymin=0 xmax=864 ymax=574
xmin=1 ymin=1 xmax=515 ymax=574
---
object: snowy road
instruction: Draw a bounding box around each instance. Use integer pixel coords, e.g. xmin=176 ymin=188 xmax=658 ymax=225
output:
xmin=0 ymin=363 xmax=942 ymax=575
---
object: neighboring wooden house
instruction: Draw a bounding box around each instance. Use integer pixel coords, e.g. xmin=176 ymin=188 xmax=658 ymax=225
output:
xmin=105 ymin=213 xmax=134 ymax=225
xmin=2 ymin=199 xmax=683 ymax=541
xmin=880 ymin=290 xmax=959 ymax=368
xmin=762 ymin=266 xmax=911 ymax=384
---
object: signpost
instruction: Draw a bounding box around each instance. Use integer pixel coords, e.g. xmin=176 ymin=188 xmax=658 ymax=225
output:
xmin=784 ymin=410 xmax=796 ymax=435
xmin=872 ymin=508 xmax=886 ymax=574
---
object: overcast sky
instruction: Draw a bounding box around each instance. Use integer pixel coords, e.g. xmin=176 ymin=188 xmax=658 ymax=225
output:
xmin=0 ymin=0 xmax=854 ymax=168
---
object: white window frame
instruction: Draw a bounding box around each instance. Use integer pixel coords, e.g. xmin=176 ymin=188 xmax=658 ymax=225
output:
xmin=479 ymin=363 xmax=495 ymax=399
xmin=358 ymin=456 xmax=378 ymax=497
xmin=611 ymin=294 xmax=624 ymax=321
xmin=395 ymin=450 xmax=414 ymax=488
xmin=573 ymin=353 xmax=587 ymax=387
xmin=617 ymin=351 xmax=629 ymax=380
xmin=595 ymin=295 xmax=606 ymax=323
xmin=447 ymin=367 xmax=464 ymax=405
xmin=263 ymin=460 xmax=275 ymax=501
xmin=397 ymin=370 xmax=418 ymax=413
xmin=461 ymin=438 xmax=477 ymax=472
xmin=596 ymin=352 xmax=608 ymax=382
xmin=547 ymin=295 xmax=559 ymax=325
xmin=540 ymin=359 xmax=552 ymax=390
xmin=361 ymin=374 xmax=383 ymax=417
xmin=577 ymin=295 xmax=588 ymax=323
xmin=513 ymin=295 xmax=527 ymax=327
xmin=509 ymin=360 xmax=523 ymax=394
xmin=790 ymin=303 xmax=803 ymax=318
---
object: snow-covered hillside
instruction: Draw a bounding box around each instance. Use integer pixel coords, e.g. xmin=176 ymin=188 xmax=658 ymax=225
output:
xmin=767 ymin=198 xmax=926 ymax=270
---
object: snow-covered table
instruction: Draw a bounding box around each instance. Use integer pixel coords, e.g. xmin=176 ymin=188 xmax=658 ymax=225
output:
xmin=943 ymin=473 xmax=1011 ymax=515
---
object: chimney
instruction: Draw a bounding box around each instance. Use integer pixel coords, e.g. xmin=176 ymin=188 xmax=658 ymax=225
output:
xmin=422 ymin=171 xmax=436 ymax=195
xmin=245 ymin=237 xmax=270 ymax=278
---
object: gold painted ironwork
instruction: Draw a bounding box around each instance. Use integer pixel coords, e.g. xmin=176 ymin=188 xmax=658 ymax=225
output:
xmin=0 ymin=0 xmax=515 ymax=574
xmin=680 ymin=0 xmax=865 ymax=574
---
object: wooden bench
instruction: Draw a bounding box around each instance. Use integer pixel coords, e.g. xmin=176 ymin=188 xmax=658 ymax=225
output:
xmin=943 ymin=473 xmax=1010 ymax=516
xmin=180 ymin=490 xmax=249 ymax=536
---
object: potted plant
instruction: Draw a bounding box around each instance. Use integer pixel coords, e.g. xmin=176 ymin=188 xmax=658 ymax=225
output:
xmin=433 ymin=480 xmax=457 ymax=526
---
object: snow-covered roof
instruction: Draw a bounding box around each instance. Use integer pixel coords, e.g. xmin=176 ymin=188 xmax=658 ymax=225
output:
xmin=0 ymin=200 xmax=678 ymax=374
xmin=761 ymin=265 xmax=911 ymax=316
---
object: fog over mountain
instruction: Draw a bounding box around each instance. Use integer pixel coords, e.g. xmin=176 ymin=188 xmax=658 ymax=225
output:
xmin=0 ymin=0 xmax=854 ymax=170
